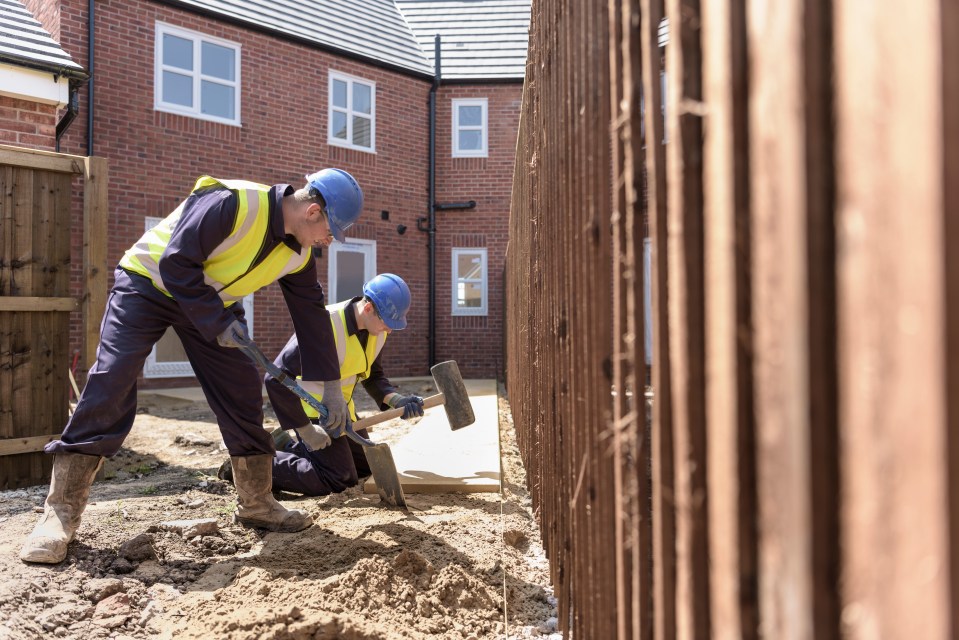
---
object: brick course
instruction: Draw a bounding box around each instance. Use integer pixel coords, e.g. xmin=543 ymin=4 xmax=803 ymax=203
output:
xmin=0 ymin=96 xmax=58 ymax=150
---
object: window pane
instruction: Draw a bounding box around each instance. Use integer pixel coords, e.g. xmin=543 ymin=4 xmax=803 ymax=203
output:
xmin=336 ymin=251 xmax=365 ymax=297
xmin=163 ymin=34 xmax=193 ymax=70
xmin=162 ymin=71 xmax=193 ymax=106
xmin=201 ymin=41 xmax=235 ymax=80
xmin=455 ymin=282 xmax=483 ymax=308
xmin=331 ymin=110 xmax=347 ymax=140
xmin=352 ymin=115 xmax=371 ymax=147
xmin=332 ymin=79 xmax=348 ymax=108
xmin=353 ymin=82 xmax=371 ymax=114
xmin=201 ymin=81 xmax=235 ymax=119
xmin=458 ymin=129 xmax=482 ymax=151
xmin=457 ymin=253 xmax=484 ymax=279
xmin=459 ymin=105 xmax=482 ymax=126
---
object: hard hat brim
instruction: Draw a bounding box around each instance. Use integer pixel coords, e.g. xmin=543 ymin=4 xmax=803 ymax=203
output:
xmin=382 ymin=315 xmax=407 ymax=331
xmin=329 ymin=218 xmax=346 ymax=243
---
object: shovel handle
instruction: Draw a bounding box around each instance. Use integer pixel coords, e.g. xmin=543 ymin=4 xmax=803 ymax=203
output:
xmin=236 ymin=341 xmax=376 ymax=448
xmin=352 ymin=393 xmax=446 ymax=431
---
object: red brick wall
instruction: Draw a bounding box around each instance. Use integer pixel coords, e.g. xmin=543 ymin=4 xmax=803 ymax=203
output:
xmin=0 ymin=96 xmax=57 ymax=150
xmin=433 ymin=84 xmax=522 ymax=378
xmin=50 ymin=0 xmax=519 ymax=387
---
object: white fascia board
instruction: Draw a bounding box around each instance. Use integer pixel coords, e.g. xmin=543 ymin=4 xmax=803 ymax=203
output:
xmin=0 ymin=63 xmax=70 ymax=107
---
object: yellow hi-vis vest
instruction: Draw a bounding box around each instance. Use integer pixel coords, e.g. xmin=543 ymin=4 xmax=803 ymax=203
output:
xmin=298 ymin=300 xmax=386 ymax=422
xmin=119 ymin=176 xmax=312 ymax=305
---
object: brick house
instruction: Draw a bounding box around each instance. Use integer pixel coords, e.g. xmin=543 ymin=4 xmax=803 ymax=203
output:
xmin=0 ymin=0 xmax=86 ymax=151
xmin=18 ymin=0 xmax=528 ymax=385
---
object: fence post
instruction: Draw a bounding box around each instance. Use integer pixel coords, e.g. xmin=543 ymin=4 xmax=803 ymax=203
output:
xmin=82 ymin=156 xmax=108 ymax=378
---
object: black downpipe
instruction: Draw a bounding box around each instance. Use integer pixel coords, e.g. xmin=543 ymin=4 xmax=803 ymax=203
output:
xmin=55 ymin=79 xmax=81 ymax=152
xmin=427 ymin=35 xmax=440 ymax=368
xmin=86 ymin=0 xmax=94 ymax=156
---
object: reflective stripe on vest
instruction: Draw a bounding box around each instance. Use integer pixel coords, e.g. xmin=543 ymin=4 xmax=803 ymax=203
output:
xmin=118 ymin=176 xmax=312 ymax=306
xmin=298 ymin=300 xmax=386 ymax=421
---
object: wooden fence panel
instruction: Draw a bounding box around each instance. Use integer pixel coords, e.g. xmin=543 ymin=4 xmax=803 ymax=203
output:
xmin=0 ymin=146 xmax=107 ymax=489
xmin=0 ymin=166 xmax=73 ymax=489
xmin=510 ymin=0 xmax=957 ymax=635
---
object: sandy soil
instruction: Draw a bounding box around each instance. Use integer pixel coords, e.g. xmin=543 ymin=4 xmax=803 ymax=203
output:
xmin=0 ymin=384 xmax=560 ymax=639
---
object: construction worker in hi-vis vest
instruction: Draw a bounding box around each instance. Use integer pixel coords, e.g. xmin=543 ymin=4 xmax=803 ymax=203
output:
xmin=21 ymin=169 xmax=363 ymax=565
xmin=218 ymin=274 xmax=424 ymax=497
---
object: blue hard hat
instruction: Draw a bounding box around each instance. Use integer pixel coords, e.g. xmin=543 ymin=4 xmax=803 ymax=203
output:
xmin=304 ymin=168 xmax=363 ymax=242
xmin=363 ymin=273 xmax=411 ymax=331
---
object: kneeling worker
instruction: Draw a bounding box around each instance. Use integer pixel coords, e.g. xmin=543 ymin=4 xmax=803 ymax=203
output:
xmin=219 ymin=273 xmax=424 ymax=495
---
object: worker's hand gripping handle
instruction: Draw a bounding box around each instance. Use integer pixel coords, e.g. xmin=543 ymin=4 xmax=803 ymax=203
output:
xmin=236 ymin=339 xmax=376 ymax=448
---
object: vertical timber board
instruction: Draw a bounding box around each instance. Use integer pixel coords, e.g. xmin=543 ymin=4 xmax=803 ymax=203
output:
xmin=664 ymin=0 xmax=710 ymax=635
xmin=9 ymin=169 xmax=35 ymax=488
xmin=0 ymin=167 xmax=13 ymax=438
xmin=944 ymin=0 xmax=959 ymax=634
xmin=639 ymin=0 xmax=676 ymax=636
xmin=747 ymin=0 xmax=813 ymax=635
xmin=621 ymin=1 xmax=653 ymax=636
xmin=565 ymin=0 xmax=585 ymax=631
xmin=702 ymin=0 xmax=758 ymax=637
xmin=586 ymin=1 xmax=615 ymax=635
xmin=82 ymin=157 xmax=108 ymax=376
xmin=835 ymin=0 xmax=950 ymax=636
xmin=748 ymin=0 xmax=820 ymax=635
xmin=608 ymin=0 xmax=633 ymax=635
xmin=803 ymin=0 xmax=841 ymax=637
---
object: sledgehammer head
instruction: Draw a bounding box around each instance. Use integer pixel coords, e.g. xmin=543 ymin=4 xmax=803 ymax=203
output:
xmin=430 ymin=360 xmax=475 ymax=430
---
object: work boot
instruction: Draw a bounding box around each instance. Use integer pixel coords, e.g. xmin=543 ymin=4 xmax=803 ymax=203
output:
xmin=20 ymin=453 xmax=104 ymax=564
xmin=231 ymin=454 xmax=312 ymax=532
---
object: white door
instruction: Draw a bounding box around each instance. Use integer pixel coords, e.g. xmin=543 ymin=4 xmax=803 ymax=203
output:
xmin=141 ymin=216 xmax=254 ymax=379
xmin=327 ymin=239 xmax=376 ymax=304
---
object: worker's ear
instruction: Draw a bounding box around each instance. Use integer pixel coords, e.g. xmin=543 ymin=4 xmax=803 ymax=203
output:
xmin=306 ymin=203 xmax=324 ymax=221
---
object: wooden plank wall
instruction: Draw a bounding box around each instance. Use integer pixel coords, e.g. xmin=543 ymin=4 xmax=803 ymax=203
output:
xmin=0 ymin=146 xmax=107 ymax=489
xmin=507 ymin=0 xmax=957 ymax=636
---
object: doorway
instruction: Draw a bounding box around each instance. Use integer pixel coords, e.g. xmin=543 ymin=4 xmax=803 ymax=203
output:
xmin=327 ymin=239 xmax=376 ymax=303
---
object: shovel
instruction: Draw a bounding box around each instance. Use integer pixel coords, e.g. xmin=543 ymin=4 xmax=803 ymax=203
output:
xmin=237 ymin=339 xmax=407 ymax=509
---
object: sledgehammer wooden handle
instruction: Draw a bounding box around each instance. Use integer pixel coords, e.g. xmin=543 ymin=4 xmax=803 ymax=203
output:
xmin=352 ymin=393 xmax=446 ymax=431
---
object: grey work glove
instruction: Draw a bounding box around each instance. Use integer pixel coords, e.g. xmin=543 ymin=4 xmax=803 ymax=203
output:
xmin=388 ymin=394 xmax=425 ymax=420
xmin=216 ymin=319 xmax=250 ymax=348
xmin=295 ymin=423 xmax=332 ymax=451
xmin=320 ymin=380 xmax=350 ymax=433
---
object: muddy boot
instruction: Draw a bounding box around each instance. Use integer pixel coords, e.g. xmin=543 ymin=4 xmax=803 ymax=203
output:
xmin=231 ymin=454 xmax=312 ymax=532
xmin=20 ymin=453 xmax=104 ymax=564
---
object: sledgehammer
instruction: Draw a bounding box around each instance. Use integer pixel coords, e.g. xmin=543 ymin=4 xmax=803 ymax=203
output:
xmin=352 ymin=360 xmax=475 ymax=432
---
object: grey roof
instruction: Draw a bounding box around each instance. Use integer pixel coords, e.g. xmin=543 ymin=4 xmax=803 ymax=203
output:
xmin=395 ymin=0 xmax=530 ymax=80
xmin=163 ymin=0 xmax=528 ymax=81
xmin=166 ymin=0 xmax=434 ymax=76
xmin=0 ymin=0 xmax=86 ymax=78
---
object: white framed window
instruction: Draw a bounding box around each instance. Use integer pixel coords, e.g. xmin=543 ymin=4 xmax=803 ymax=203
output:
xmin=451 ymin=248 xmax=488 ymax=316
xmin=154 ymin=22 xmax=241 ymax=126
xmin=452 ymin=98 xmax=488 ymax=157
xmin=142 ymin=216 xmax=254 ymax=378
xmin=327 ymin=239 xmax=376 ymax=304
xmin=328 ymin=71 xmax=376 ymax=152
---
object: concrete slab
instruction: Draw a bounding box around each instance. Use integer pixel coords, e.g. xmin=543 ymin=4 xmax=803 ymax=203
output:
xmin=363 ymin=379 xmax=501 ymax=495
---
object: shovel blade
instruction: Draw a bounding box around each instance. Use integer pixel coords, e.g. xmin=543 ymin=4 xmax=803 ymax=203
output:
xmin=365 ymin=443 xmax=407 ymax=509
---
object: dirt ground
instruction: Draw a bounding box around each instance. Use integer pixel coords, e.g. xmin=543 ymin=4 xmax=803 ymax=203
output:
xmin=0 ymin=383 xmax=560 ymax=639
